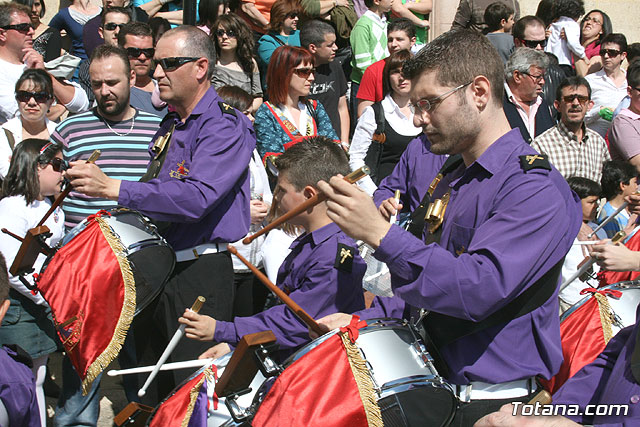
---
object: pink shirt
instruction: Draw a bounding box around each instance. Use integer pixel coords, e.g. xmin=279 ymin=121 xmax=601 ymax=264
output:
xmin=609 ymin=108 xmax=640 ymax=162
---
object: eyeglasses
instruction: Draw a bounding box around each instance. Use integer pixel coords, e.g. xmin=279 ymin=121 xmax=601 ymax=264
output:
xmin=583 ymin=16 xmax=602 ymax=26
xmin=600 ymin=48 xmax=622 ymax=58
xmin=521 ymin=71 xmax=545 ymax=83
xmin=46 ymin=157 xmax=69 ymax=172
xmin=409 ymin=82 xmax=472 ymax=115
xmin=562 ymin=94 xmax=590 ymax=104
xmin=152 ymin=57 xmax=200 ymax=71
xmin=1 ymin=23 xmax=31 ymax=34
xmin=126 ymin=47 xmax=155 ymax=59
xmin=292 ymin=67 xmax=315 ymax=79
xmin=520 ymin=38 xmax=547 ymax=49
xmin=104 ymin=22 xmax=126 ymax=31
xmin=16 ymin=90 xmax=52 ymax=103
xmin=215 ymin=29 xmax=237 ymax=38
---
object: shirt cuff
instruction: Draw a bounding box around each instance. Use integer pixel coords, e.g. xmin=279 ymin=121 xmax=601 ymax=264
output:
xmin=374 ymin=224 xmax=411 ymax=263
xmin=214 ymin=320 xmax=239 ymax=345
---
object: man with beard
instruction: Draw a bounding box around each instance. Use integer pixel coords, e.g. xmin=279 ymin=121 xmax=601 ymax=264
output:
xmin=532 ymin=76 xmax=610 ymax=183
xmin=51 ymin=44 xmax=163 ymax=229
xmin=315 ymin=29 xmax=581 ymax=425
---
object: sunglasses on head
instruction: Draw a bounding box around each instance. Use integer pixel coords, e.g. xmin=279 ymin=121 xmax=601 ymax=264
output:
xmin=562 ymin=94 xmax=590 ymax=104
xmin=152 ymin=56 xmax=200 ymax=71
xmin=42 ymin=157 xmax=68 ymax=172
xmin=16 ymin=90 xmax=51 ymax=103
xmin=215 ymin=29 xmax=237 ymax=38
xmin=600 ymin=48 xmax=622 ymax=57
xmin=104 ymin=22 xmax=126 ymax=31
xmin=1 ymin=23 xmax=31 ymax=34
xmin=126 ymin=47 xmax=155 ymax=58
xmin=292 ymin=67 xmax=315 ymax=79
xmin=520 ymin=38 xmax=547 ymax=49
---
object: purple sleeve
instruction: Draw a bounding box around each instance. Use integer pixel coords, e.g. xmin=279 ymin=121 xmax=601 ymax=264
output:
xmin=355 ymin=295 xmax=406 ymax=320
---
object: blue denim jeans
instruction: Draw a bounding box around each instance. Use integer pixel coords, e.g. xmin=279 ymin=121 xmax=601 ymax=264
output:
xmin=54 ymin=357 xmax=100 ymax=427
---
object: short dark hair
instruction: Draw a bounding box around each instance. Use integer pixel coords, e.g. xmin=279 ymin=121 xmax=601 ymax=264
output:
xmin=15 ymin=68 xmax=53 ymax=98
xmin=628 ymin=43 xmax=640 ymax=63
xmin=90 ymin=44 xmax=131 ymax=75
xmin=556 ymin=76 xmax=591 ymax=101
xmin=299 ymin=19 xmax=335 ymax=49
xmin=383 ymin=49 xmax=412 ymax=97
xmin=601 ymin=161 xmax=637 ymax=200
xmin=275 ymin=136 xmax=349 ymax=191
xmin=567 ymin=176 xmax=601 ymax=199
xmin=117 ymin=22 xmax=153 ymax=47
xmin=387 ymin=18 xmax=416 ymax=39
xmin=580 ymin=10 xmax=612 ymax=47
xmin=0 ymin=2 xmax=30 ymax=27
xmin=551 ymin=0 xmax=585 ymax=22
xmin=512 ymin=15 xmax=544 ymax=41
xmin=484 ymin=2 xmax=514 ymax=32
xmin=216 ymin=85 xmax=253 ymax=112
xmin=2 ymin=139 xmax=62 ymax=205
xmin=627 ymin=60 xmax=640 ymax=89
xmin=601 ymin=33 xmax=627 ymax=53
xmin=0 ymin=252 xmax=8 ymax=303
xmin=101 ymin=6 xmax=131 ymax=26
xmin=14 ymin=0 xmax=46 ymax=18
xmin=197 ymin=0 xmax=229 ymax=27
xmin=403 ymin=29 xmax=504 ymax=106
xmin=149 ymin=17 xmax=171 ymax=44
xmin=535 ymin=0 xmax=555 ymax=27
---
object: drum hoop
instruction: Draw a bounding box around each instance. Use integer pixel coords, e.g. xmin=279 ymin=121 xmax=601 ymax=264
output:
xmin=379 ymin=375 xmax=455 ymax=395
xmin=560 ymin=280 xmax=640 ymax=323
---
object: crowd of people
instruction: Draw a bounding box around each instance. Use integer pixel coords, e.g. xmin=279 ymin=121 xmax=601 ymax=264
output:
xmin=0 ymin=0 xmax=638 ymax=425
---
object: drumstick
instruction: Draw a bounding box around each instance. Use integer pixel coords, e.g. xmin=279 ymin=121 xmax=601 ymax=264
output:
xmin=242 ymin=166 xmax=370 ymax=245
xmin=228 ymin=245 xmax=325 ymax=336
xmin=389 ymin=190 xmax=401 ymax=224
xmin=588 ymin=192 xmax=640 ymax=238
xmin=527 ymin=389 xmax=552 ymax=405
xmin=37 ymin=150 xmax=101 ymax=227
xmin=138 ymin=296 xmax=205 ymax=397
xmin=108 ymin=358 xmax=215 ymax=376
xmin=560 ymin=231 xmax=626 ymax=290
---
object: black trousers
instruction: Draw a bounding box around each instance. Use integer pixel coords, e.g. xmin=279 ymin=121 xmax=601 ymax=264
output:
xmin=232 ymin=270 xmax=269 ymax=317
xmin=449 ymin=388 xmax=540 ymax=427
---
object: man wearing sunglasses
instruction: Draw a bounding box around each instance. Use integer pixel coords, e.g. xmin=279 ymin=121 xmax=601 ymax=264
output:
xmin=316 ymin=29 xmax=580 ymax=425
xmin=532 ymin=76 xmax=610 ymax=183
xmin=0 ymin=3 xmax=89 ymax=124
xmin=585 ymin=33 xmax=629 ymax=138
xmin=66 ymin=26 xmax=254 ymax=400
xmin=118 ymin=22 xmax=167 ymax=116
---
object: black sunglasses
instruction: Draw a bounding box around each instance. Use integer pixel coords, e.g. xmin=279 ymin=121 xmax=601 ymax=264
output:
xmin=152 ymin=57 xmax=200 ymax=71
xmin=45 ymin=157 xmax=69 ymax=172
xmin=520 ymin=38 xmax=547 ymax=49
xmin=126 ymin=47 xmax=155 ymax=58
xmin=104 ymin=22 xmax=126 ymax=31
xmin=16 ymin=90 xmax=51 ymax=103
xmin=600 ymin=48 xmax=622 ymax=57
xmin=1 ymin=23 xmax=31 ymax=34
xmin=562 ymin=94 xmax=590 ymax=104
xmin=215 ymin=29 xmax=237 ymax=38
xmin=285 ymin=12 xmax=299 ymax=19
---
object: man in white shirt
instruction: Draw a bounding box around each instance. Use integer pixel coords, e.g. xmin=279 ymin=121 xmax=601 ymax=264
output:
xmin=585 ymin=33 xmax=628 ymax=138
xmin=0 ymin=3 xmax=88 ymax=124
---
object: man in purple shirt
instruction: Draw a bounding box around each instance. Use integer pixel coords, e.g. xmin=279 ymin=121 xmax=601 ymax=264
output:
xmin=66 ymin=25 xmax=255 ymax=396
xmin=317 ymin=29 xmax=581 ymax=425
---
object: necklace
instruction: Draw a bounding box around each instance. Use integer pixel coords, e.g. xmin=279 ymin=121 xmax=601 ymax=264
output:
xmin=104 ymin=113 xmax=135 ymax=137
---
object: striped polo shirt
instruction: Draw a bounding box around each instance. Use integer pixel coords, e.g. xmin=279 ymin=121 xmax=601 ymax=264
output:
xmin=52 ymin=108 xmax=163 ymax=229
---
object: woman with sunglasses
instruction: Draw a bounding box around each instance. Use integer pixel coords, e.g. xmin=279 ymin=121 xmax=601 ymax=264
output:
xmin=254 ymin=45 xmax=338 ymax=165
xmin=348 ymin=50 xmax=420 ymax=195
xmin=0 ymin=139 xmax=65 ymax=426
xmin=0 ymin=69 xmax=56 ymax=180
xmin=212 ymin=13 xmax=263 ymax=113
xmin=15 ymin=0 xmax=62 ymax=62
xmin=575 ymin=9 xmax=612 ymax=76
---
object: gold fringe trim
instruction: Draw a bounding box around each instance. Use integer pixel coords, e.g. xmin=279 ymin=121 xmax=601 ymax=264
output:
xmin=339 ymin=332 xmax=383 ymax=427
xmin=594 ymin=292 xmax=615 ymax=344
xmin=182 ymin=368 xmax=213 ymax=427
xmin=81 ymin=216 xmax=137 ymax=394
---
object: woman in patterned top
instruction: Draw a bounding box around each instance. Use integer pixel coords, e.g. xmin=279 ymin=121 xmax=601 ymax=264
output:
xmin=16 ymin=0 xmax=62 ymax=62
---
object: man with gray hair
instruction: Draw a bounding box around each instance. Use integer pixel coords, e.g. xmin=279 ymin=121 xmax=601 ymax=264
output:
xmin=504 ymin=47 xmax=556 ymax=143
xmin=67 ymin=25 xmax=254 ymax=397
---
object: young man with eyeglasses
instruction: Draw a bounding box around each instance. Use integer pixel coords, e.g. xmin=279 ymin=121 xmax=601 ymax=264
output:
xmin=118 ymin=21 xmax=167 ymax=116
xmin=0 ymin=3 xmax=89 ymax=125
xmin=503 ymin=46 xmax=556 ymax=143
xmin=532 ymin=76 xmax=610 ymax=183
xmin=315 ymin=29 xmax=581 ymax=425
xmin=585 ymin=33 xmax=629 ymax=138
xmin=609 ymin=60 xmax=640 ymax=173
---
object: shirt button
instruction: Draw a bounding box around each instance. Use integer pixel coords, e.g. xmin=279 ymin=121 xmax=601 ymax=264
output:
xmin=630 ymin=395 xmax=640 ymax=404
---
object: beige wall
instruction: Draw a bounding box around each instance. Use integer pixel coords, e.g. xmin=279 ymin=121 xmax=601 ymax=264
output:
xmin=430 ymin=0 xmax=640 ymax=44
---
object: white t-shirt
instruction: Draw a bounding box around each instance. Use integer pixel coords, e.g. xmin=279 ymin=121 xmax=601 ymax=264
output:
xmin=0 ymin=116 xmax=58 ymax=179
xmin=0 ymin=59 xmax=29 ymax=124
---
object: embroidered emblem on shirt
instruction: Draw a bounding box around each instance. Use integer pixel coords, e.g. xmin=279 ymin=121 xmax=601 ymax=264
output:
xmin=519 ymin=154 xmax=551 ymax=172
xmin=169 ymin=160 xmax=189 ymax=179
xmin=335 ymin=243 xmax=355 ymax=272
xmin=219 ymin=102 xmax=237 ymax=117
xmin=456 ymin=246 xmax=466 ymax=256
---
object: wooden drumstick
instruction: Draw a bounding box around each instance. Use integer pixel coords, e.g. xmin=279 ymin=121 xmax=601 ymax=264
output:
xmin=228 ymin=245 xmax=325 ymax=336
xmin=527 ymin=389 xmax=552 ymax=405
xmin=138 ymin=296 xmax=205 ymax=397
xmin=242 ymin=166 xmax=370 ymax=245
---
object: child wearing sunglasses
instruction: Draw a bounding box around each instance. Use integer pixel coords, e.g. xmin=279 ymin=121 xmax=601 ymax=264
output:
xmin=0 ymin=139 xmax=65 ymax=426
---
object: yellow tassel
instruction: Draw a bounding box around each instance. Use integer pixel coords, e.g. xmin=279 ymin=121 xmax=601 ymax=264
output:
xmin=81 ymin=217 xmax=137 ymax=394
xmin=594 ymin=293 xmax=615 ymax=344
xmin=182 ymin=368 xmax=213 ymax=427
xmin=340 ymin=333 xmax=383 ymax=427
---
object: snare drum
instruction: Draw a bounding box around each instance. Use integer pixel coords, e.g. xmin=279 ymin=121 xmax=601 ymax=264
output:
xmin=284 ymin=318 xmax=456 ymax=426
xmin=59 ymin=208 xmax=175 ymax=315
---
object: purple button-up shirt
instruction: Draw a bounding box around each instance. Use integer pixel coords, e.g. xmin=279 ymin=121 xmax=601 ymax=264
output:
xmin=214 ymin=222 xmax=366 ymax=352
xmin=0 ymin=345 xmax=40 ymax=426
xmin=119 ymin=87 xmax=255 ymax=250
xmin=553 ymin=305 xmax=640 ymax=426
xmin=361 ymin=129 xmax=582 ymax=385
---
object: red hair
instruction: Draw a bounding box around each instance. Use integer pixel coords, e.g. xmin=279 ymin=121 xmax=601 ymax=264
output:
xmin=266 ymin=45 xmax=314 ymax=105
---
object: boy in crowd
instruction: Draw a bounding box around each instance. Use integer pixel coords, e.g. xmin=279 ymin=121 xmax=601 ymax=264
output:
xmin=597 ymin=160 xmax=639 ymax=239
xmin=484 ymin=1 xmax=515 ymax=64
xmin=179 ymin=137 xmax=366 ymax=359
